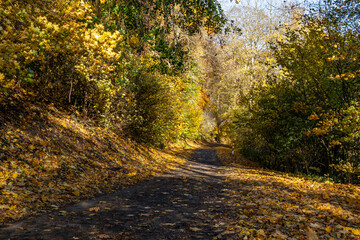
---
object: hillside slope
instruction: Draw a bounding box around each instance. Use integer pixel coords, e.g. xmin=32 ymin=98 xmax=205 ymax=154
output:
xmin=0 ymin=94 xmax=188 ymax=223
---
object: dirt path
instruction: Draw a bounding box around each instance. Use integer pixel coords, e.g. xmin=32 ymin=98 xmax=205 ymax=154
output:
xmin=0 ymin=146 xmax=239 ymax=240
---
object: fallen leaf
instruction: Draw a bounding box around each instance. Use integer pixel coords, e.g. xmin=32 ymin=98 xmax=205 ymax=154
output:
xmin=310 ymin=223 xmax=321 ymax=229
xmin=352 ymin=229 xmax=360 ymax=236
xmin=98 ymin=234 xmax=111 ymax=239
xmin=89 ymin=206 xmax=100 ymax=212
xmin=307 ymin=227 xmax=318 ymax=240
xmin=190 ymin=227 xmax=202 ymax=231
xmin=161 ymin=223 xmax=176 ymax=226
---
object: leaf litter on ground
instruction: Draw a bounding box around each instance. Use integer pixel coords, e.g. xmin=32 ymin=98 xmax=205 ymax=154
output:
xmin=0 ymin=99 xmax=189 ymax=224
xmin=215 ymin=146 xmax=360 ymax=240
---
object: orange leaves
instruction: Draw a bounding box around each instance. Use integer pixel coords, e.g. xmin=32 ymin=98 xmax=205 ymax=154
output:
xmin=329 ymin=72 xmax=357 ymax=81
xmin=89 ymin=206 xmax=100 ymax=212
xmin=308 ymin=112 xmax=319 ymax=121
xmin=216 ymin=147 xmax=360 ymax=239
xmin=0 ymin=102 xmax=188 ymax=223
xmin=72 ymin=190 xmax=80 ymax=196
xmin=350 ymin=228 xmax=360 ymax=236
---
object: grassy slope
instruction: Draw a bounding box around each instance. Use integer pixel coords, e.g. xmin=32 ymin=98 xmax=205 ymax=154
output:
xmin=215 ymin=146 xmax=360 ymax=240
xmin=0 ymin=95 xmax=188 ymax=223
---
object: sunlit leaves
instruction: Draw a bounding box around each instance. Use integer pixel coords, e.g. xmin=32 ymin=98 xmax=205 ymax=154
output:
xmin=0 ymin=0 xmax=218 ymax=143
xmin=216 ymin=147 xmax=360 ymax=239
xmin=0 ymin=102 xmax=187 ymax=222
xmin=234 ymin=0 xmax=360 ymax=183
xmin=0 ymin=0 xmax=128 ymax=119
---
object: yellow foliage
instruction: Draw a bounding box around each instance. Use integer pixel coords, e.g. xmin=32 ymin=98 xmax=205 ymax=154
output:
xmin=330 ymin=162 xmax=360 ymax=174
xmin=0 ymin=0 xmax=129 ymax=118
xmin=0 ymin=1 xmax=120 ymax=77
xmin=308 ymin=112 xmax=319 ymax=121
xmin=329 ymin=140 xmax=341 ymax=148
xmin=0 ymin=102 xmax=189 ymax=222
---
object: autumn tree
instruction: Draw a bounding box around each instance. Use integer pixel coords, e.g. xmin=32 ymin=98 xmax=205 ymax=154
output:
xmin=0 ymin=0 xmax=227 ymax=146
xmin=197 ymin=0 xmax=287 ymax=142
xmin=234 ymin=0 xmax=360 ymax=183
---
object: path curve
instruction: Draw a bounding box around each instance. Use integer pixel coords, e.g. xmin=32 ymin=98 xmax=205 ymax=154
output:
xmin=1 ymin=146 xmax=237 ymax=240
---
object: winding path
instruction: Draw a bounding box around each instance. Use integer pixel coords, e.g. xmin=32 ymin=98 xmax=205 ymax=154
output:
xmin=1 ymin=146 xmax=238 ymax=240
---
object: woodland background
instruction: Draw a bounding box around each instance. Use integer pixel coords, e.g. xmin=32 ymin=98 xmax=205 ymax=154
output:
xmin=1 ymin=0 xmax=360 ymax=223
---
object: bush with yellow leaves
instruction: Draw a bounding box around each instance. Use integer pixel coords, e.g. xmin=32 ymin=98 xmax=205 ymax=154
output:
xmin=0 ymin=0 xmax=128 ymax=119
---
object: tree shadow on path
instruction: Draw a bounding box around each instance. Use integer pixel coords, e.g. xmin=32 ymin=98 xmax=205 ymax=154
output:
xmin=1 ymin=146 xmax=239 ymax=240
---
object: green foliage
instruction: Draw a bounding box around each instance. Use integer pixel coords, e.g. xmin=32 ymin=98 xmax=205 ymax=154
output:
xmin=127 ymin=68 xmax=182 ymax=145
xmin=233 ymin=1 xmax=360 ymax=183
xmin=180 ymin=82 xmax=204 ymax=140
xmin=0 ymin=0 xmax=226 ymax=145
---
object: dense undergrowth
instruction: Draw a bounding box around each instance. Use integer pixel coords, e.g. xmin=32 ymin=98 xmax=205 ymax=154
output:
xmin=227 ymin=1 xmax=360 ymax=184
xmin=0 ymin=0 xmax=225 ymax=146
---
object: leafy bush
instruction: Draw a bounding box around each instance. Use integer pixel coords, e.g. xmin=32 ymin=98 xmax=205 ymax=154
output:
xmin=234 ymin=1 xmax=360 ymax=183
xmin=0 ymin=0 xmax=226 ymax=145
